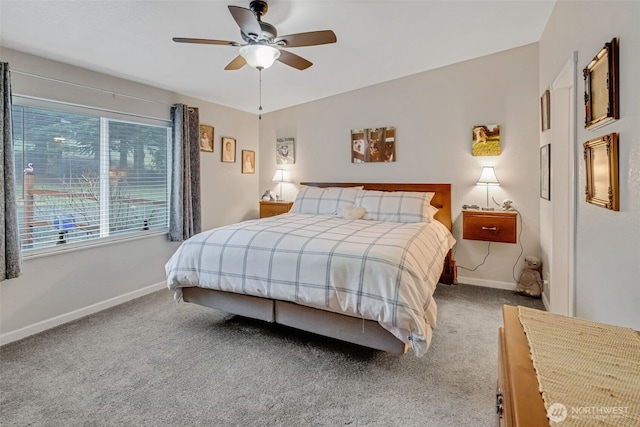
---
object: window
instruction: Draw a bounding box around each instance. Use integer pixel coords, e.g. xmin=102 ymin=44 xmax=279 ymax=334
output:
xmin=12 ymin=103 xmax=171 ymax=251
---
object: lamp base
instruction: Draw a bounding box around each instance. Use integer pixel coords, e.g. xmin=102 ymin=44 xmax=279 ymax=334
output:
xmin=481 ymin=207 xmax=495 ymax=211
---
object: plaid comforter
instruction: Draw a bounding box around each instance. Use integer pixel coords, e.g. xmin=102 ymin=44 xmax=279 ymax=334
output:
xmin=165 ymin=213 xmax=456 ymax=356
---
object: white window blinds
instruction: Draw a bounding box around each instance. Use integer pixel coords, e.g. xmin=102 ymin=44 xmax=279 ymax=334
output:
xmin=12 ymin=103 xmax=171 ymax=251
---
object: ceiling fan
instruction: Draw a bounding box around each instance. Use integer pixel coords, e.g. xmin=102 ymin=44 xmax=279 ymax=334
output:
xmin=173 ymin=0 xmax=337 ymax=71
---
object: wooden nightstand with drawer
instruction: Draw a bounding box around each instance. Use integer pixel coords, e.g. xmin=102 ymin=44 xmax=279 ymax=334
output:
xmin=462 ymin=210 xmax=518 ymax=244
xmin=259 ymin=201 xmax=293 ymax=218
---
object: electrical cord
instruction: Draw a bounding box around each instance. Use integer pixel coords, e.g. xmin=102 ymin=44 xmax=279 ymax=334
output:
xmin=510 ymin=208 xmax=525 ymax=282
xmin=456 ymin=241 xmax=492 ymax=272
xmin=495 ymin=196 xmax=526 ymax=281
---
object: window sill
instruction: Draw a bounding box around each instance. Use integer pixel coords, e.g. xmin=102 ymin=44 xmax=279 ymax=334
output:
xmin=22 ymin=230 xmax=170 ymax=261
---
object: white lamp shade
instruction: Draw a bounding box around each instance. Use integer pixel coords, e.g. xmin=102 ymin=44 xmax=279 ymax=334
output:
xmin=239 ymin=44 xmax=281 ymax=69
xmin=476 ymin=166 xmax=500 ymax=186
xmin=271 ymin=169 xmax=289 ymax=183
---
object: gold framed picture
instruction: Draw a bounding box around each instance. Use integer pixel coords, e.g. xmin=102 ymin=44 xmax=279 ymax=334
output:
xmin=540 ymin=90 xmax=550 ymax=132
xmin=241 ymin=150 xmax=255 ymax=174
xmin=199 ymin=124 xmax=214 ymax=152
xmin=221 ymin=137 xmax=236 ymax=162
xmin=584 ymin=38 xmax=619 ymax=130
xmin=584 ymin=133 xmax=619 ymax=211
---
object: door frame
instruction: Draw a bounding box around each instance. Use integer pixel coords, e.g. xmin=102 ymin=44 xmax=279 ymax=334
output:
xmin=549 ymin=52 xmax=578 ymax=316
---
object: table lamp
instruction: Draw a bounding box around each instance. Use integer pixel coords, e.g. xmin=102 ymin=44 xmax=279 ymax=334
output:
xmin=476 ymin=166 xmax=500 ymax=209
xmin=271 ymin=169 xmax=289 ymax=201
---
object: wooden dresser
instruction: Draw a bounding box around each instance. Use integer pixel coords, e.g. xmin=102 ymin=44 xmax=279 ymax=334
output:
xmin=497 ymin=305 xmax=548 ymax=426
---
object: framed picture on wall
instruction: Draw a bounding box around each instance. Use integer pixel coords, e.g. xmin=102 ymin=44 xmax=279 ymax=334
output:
xmin=350 ymin=127 xmax=396 ymax=163
xmin=584 ymin=133 xmax=619 ymax=211
xmin=221 ymin=137 xmax=236 ymax=162
xmin=276 ymin=137 xmax=295 ymax=164
xmin=241 ymin=150 xmax=255 ymax=174
xmin=199 ymin=124 xmax=214 ymax=152
xmin=472 ymin=124 xmax=501 ymax=156
xmin=540 ymin=90 xmax=550 ymax=132
xmin=540 ymin=144 xmax=550 ymax=200
xmin=584 ymin=37 xmax=619 ymax=130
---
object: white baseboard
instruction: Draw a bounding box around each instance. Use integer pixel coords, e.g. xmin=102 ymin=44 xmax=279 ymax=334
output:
xmin=0 ymin=281 xmax=167 ymax=346
xmin=542 ymin=291 xmax=551 ymax=311
xmin=455 ymin=276 xmax=517 ymax=291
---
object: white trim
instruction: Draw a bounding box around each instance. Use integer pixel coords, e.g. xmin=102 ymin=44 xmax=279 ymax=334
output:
xmin=0 ymin=282 xmax=167 ymax=346
xmin=456 ymin=276 xmax=516 ymax=291
xmin=542 ymin=290 xmax=551 ymax=312
xmin=22 ymin=230 xmax=168 ymax=260
xmin=549 ymin=51 xmax=578 ymax=316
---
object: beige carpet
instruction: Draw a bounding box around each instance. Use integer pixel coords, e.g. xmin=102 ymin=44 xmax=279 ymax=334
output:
xmin=0 ymin=284 xmax=544 ymax=427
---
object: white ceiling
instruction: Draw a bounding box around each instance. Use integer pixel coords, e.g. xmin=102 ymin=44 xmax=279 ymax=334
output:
xmin=0 ymin=0 xmax=555 ymax=114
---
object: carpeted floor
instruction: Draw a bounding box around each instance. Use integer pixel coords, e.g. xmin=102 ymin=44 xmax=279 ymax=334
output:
xmin=0 ymin=283 xmax=544 ymax=426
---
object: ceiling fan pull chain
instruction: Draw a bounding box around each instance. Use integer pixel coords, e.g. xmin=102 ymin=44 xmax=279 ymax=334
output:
xmin=258 ymin=67 xmax=263 ymax=120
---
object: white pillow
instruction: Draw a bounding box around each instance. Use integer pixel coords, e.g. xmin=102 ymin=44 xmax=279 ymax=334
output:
xmin=354 ymin=190 xmax=436 ymax=223
xmin=290 ymin=186 xmax=363 ymax=215
xmin=340 ymin=205 xmax=366 ymax=220
xmin=427 ymin=205 xmax=439 ymax=222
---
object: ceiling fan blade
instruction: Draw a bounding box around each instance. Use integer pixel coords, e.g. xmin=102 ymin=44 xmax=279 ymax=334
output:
xmin=228 ymin=5 xmax=262 ymax=40
xmin=275 ymin=30 xmax=337 ymax=48
xmin=173 ymin=37 xmax=239 ymax=46
xmin=277 ymin=49 xmax=313 ymax=70
xmin=224 ymin=55 xmax=247 ymax=71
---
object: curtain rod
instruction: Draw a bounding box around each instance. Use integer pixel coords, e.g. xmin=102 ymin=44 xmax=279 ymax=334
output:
xmin=13 ymin=94 xmax=171 ymax=124
xmin=11 ymin=69 xmax=173 ymax=107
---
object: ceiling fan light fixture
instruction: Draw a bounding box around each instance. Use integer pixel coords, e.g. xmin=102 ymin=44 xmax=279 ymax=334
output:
xmin=239 ymin=44 xmax=280 ymax=69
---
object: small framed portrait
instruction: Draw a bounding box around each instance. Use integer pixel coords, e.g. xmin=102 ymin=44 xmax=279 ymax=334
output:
xmin=221 ymin=137 xmax=236 ymax=163
xmin=276 ymin=137 xmax=295 ymax=164
xmin=199 ymin=124 xmax=214 ymax=152
xmin=241 ymin=150 xmax=255 ymax=174
xmin=540 ymin=90 xmax=550 ymax=132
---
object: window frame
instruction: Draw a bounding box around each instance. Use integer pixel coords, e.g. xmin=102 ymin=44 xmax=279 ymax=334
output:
xmin=12 ymin=96 xmax=172 ymax=258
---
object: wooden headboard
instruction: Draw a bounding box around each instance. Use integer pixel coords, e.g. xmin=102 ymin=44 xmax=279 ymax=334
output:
xmin=300 ymin=183 xmax=452 ymax=231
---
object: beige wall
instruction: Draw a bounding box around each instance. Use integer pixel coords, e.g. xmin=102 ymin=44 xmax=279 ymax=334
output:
xmin=0 ymin=48 xmax=257 ymax=343
xmin=539 ymin=0 xmax=640 ymax=329
xmin=259 ymin=44 xmax=541 ymax=289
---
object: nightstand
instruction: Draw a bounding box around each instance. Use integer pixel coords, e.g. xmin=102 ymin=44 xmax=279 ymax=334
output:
xmin=462 ymin=210 xmax=518 ymax=244
xmin=259 ymin=201 xmax=293 ymax=218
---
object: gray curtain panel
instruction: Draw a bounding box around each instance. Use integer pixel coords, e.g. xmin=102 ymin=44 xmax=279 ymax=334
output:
xmin=1 ymin=62 xmax=22 ymax=280
xmin=169 ymin=104 xmax=201 ymax=242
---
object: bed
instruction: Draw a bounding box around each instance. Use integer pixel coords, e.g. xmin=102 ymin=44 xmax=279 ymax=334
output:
xmin=166 ymin=183 xmax=455 ymax=356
